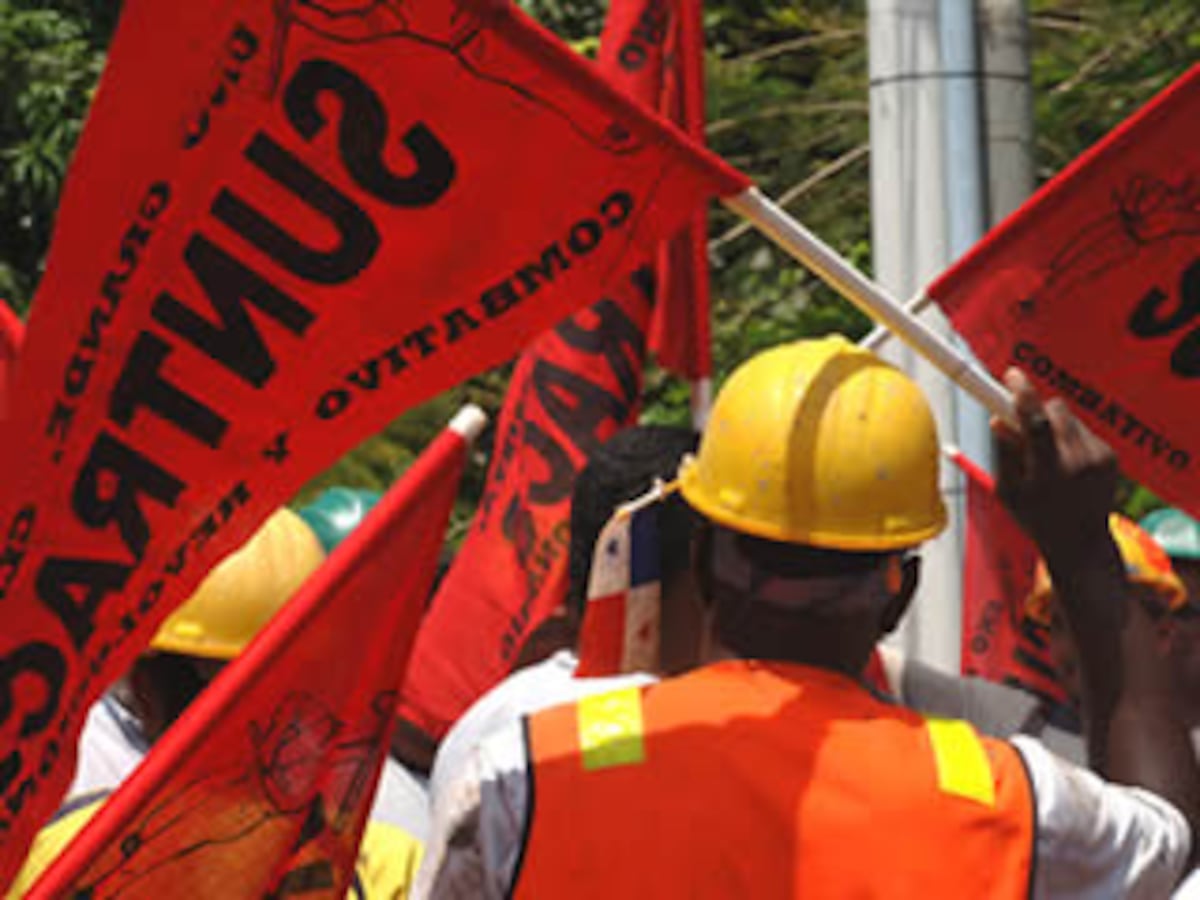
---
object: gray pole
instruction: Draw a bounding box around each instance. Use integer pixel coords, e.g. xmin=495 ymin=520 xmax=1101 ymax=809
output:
xmin=868 ymin=0 xmax=963 ymax=674
xmin=979 ymin=0 xmax=1035 ymax=222
xmin=940 ymin=0 xmax=993 ymax=479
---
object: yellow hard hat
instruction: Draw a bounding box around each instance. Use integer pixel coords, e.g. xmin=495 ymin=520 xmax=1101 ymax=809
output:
xmin=679 ymin=336 xmax=947 ymax=551
xmin=151 ymin=508 xmax=326 ymax=660
xmin=1026 ymin=513 xmax=1186 ymax=626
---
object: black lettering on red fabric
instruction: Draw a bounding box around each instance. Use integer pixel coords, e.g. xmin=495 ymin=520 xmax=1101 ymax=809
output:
xmin=347 ymin=359 xmax=382 ymax=391
xmin=184 ymin=26 xmax=260 ymax=150
xmin=599 ymin=191 xmax=634 ymax=228
xmin=617 ymin=0 xmax=668 ymax=72
xmin=1128 ymin=257 xmax=1200 ymax=377
xmin=404 ymin=325 xmax=439 ymax=358
xmin=83 ymin=305 xmax=113 ymax=354
xmin=71 ymin=431 xmax=186 ymax=560
xmin=532 ymin=359 xmax=630 ymax=459
xmin=153 ymin=234 xmax=316 ymax=388
xmin=556 ymin=299 xmax=646 ymax=406
xmin=317 ymin=389 xmax=351 ymax=420
xmin=523 ymin=419 xmax=576 ymax=506
xmin=283 ymin=58 xmax=456 ymax=208
xmin=516 ymin=245 xmax=572 ymax=295
xmin=63 ymin=354 xmax=93 ymax=400
xmin=0 ymin=509 xmax=35 ymax=600
xmin=109 ymin=332 xmax=230 ymax=447
xmin=443 ymin=307 xmax=480 ymax=343
xmin=0 ymin=642 xmax=67 ymax=795
xmin=213 ymin=133 xmax=379 ymax=285
xmin=566 ymin=220 xmax=602 ymax=256
xmin=480 ymin=281 xmax=521 ymax=320
xmin=618 ymin=43 xmax=647 ymax=71
xmin=502 ymin=494 xmax=537 ymax=566
xmin=36 ymin=558 xmax=132 ymax=652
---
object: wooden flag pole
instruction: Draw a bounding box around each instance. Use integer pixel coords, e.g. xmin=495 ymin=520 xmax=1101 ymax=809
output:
xmin=723 ymin=187 xmax=1016 ymax=425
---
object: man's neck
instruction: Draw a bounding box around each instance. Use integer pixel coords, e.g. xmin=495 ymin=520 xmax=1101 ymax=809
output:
xmin=702 ymin=637 xmax=868 ymax=681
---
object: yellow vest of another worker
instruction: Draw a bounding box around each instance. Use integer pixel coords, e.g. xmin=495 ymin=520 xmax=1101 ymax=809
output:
xmin=517 ymin=660 xmax=1035 ymax=899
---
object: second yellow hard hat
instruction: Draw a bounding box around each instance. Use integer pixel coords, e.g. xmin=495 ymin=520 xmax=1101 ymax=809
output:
xmin=152 ymin=508 xmax=326 ymax=660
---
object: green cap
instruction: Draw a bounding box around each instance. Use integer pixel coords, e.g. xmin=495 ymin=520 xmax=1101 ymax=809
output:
xmin=296 ymin=487 xmax=382 ymax=554
xmin=1139 ymin=508 xmax=1200 ymax=561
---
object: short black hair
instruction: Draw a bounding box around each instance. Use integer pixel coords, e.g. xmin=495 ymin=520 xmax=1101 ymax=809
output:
xmin=566 ymin=425 xmax=699 ymax=620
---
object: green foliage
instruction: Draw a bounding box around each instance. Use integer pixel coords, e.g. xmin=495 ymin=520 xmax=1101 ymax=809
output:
xmin=0 ymin=0 xmax=107 ymax=311
xmin=0 ymin=0 xmax=1195 ymax=532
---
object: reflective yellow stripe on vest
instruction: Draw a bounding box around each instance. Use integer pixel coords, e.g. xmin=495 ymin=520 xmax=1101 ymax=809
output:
xmin=925 ymin=717 xmax=996 ymax=807
xmin=576 ymin=687 xmax=646 ymax=771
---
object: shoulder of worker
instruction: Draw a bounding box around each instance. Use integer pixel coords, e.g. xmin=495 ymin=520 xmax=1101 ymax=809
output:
xmin=414 ymin=717 xmax=531 ymax=900
xmin=1010 ymin=734 xmax=1191 ymax=898
xmin=429 ymin=650 xmax=654 ymax=813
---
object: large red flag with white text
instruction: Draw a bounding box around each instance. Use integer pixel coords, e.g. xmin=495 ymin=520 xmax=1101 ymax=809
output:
xmin=26 ymin=413 xmax=474 ymax=898
xmin=402 ymin=270 xmax=656 ymax=738
xmin=929 ymin=64 xmax=1200 ymax=516
xmin=0 ymin=0 xmax=749 ymax=883
xmin=951 ymin=450 xmax=1067 ymax=706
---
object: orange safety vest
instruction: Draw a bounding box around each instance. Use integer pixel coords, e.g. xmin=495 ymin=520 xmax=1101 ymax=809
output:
xmin=515 ymin=660 xmax=1034 ymax=899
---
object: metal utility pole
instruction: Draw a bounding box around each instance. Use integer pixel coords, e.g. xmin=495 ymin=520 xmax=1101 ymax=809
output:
xmin=979 ymin=0 xmax=1036 ymax=222
xmin=867 ymin=0 xmax=1035 ymax=674
xmin=868 ymin=0 xmax=1033 ymax=674
xmin=869 ymin=0 xmax=964 ymax=674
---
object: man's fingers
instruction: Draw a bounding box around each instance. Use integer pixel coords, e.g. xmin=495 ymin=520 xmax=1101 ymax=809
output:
xmin=993 ymin=424 xmax=1024 ymax=509
xmin=1004 ymin=367 xmax=1058 ymax=470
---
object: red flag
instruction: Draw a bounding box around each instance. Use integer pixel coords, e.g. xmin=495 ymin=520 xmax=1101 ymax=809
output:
xmin=950 ymin=450 xmax=1067 ymax=706
xmin=928 ymin=64 xmax=1200 ymax=516
xmin=598 ymin=0 xmax=712 ymax=379
xmin=25 ymin=411 xmax=476 ymax=898
xmin=0 ymin=302 xmax=23 ymax=422
xmin=401 ymin=268 xmax=655 ymax=738
xmin=0 ymin=0 xmax=750 ymax=882
xmin=650 ymin=0 xmax=712 ymax=380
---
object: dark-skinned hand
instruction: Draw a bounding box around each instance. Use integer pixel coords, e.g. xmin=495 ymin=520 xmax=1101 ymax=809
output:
xmin=992 ymin=367 xmax=1118 ymax=571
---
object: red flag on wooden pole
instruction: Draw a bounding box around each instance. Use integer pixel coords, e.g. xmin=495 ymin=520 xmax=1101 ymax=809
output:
xmin=24 ymin=408 xmax=483 ymax=898
xmin=0 ymin=0 xmax=749 ymax=881
xmin=652 ymin=0 xmax=713 ymax=386
xmin=929 ymin=65 xmax=1200 ymax=516
xmin=399 ymin=269 xmax=657 ymax=739
xmin=948 ymin=448 xmax=1067 ymax=706
xmin=398 ymin=0 xmax=716 ymax=743
xmin=597 ymin=0 xmax=713 ymax=384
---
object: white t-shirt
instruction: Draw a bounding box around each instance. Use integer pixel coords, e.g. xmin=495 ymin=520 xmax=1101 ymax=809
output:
xmin=69 ymin=694 xmax=432 ymax=840
xmin=416 ymin=667 xmax=1192 ymax=900
xmin=429 ymin=649 xmax=655 ymax=810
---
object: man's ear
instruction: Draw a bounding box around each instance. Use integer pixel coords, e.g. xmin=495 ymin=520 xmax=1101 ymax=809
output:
xmin=880 ymin=554 xmax=920 ymax=635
